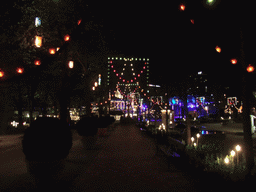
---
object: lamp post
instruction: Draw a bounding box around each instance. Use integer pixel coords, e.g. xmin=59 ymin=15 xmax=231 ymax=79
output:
xmin=236 ymin=145 xmax=241 ymax=165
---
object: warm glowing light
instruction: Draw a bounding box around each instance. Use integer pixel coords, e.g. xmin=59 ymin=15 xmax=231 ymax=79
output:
xmin=34 ymin=59 xmax=41 ymax=65
xmin=113 ymin=70 xmax=116 ymax=72
xmin=224 ymin=156 xmax=229 ymax=164
xmin=138 ymin=74 xmax=140 ymax=77
xmin=78 ymin=19 xmax=82 ymax=25
xmin=215 ymin=46 xmax=221 ymax=53
xmin=35 ymin=36 xmax=42 ymax=47
xmin=116 ymin=73 xmax=118 ymax=76
xmin=92 ymin=87 xmax=95 ymax=90
xmin=49 ymin=48 xmax=56 ymax=54
xmin=230 ymin=150 xmax=235 ymax=157
xmin=0 ymin=71 xmax=4 ymax=77
xmin=247 ymin=64 xmax=254 ymax=72
xmin=64 ymin=34 xmax=70 ymax=41
xmin=196 ymin=133 xmax=200 ymax=138
xmin=68 ymin=61 xmax=74 ymax=68
xmin=95 ymin=82 xmax=98 ymax=87
xmin=111 ymin=65 xmax=113 ymax=68
xmin=180 ymin=4 xmax=185 ymax=10
xmin=231 ymin=59 xmax=237 ymax=64
xmin=191 ymin=19 xmax=194 ymax=24
xmin=17 ymin=68 xmax=23 ymax=74
xmin=236 ymin=145 xmax=241 ymax=152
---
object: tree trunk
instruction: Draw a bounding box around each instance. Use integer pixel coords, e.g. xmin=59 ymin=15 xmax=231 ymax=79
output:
xmin=239 ymin=28 xmax=255 ymax=177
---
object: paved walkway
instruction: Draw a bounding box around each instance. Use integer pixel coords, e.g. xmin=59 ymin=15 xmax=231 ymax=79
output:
xmin=69 ymin=123 xmax=201 ymax=192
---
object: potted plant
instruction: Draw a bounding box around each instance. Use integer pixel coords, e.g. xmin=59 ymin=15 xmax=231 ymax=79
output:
xmin=22 ymin=117 xmax=72 ymax=189
xmin=76 ymin=115 xmax=99 ymax=149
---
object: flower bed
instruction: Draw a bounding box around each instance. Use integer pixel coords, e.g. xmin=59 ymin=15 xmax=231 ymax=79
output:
xmin=184 ymin=144 xmax=250 ymax=182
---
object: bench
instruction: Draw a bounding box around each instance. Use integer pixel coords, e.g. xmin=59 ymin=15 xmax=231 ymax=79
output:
xmin=157 ymin=144 xmax=180 ymax=170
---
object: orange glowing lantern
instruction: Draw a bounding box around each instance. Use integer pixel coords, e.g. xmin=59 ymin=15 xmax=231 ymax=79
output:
xmin=68 ymin=61 xmax=74 ymax=68
xmin=247 ymin=64 xmax=254 ymax=72
xmin=49 ymin=48 xmax=56 ymax=54
xmin=35 ymin=36 xmax=42 ymax=47
xmin=34 ymin=59 xmax=41 ymax=66
xmin=17 ymin=68 xmax=23 ymax=74
xmin=0 ymin=71 xmax=4 ymax=77
xmin=78 ymin=20 xmax=82 ymax=25
xmin=64 ymin=34 xmax=70 ymax=41
xmin=180 ymin=4 xmax=185 ymax=11
xmin=215 ymin=46 xmax=221 ymax=53
xmin=231 ymin=59 xmax=237 ymax=64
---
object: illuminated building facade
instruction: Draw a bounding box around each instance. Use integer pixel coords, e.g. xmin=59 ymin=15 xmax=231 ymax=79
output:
xmin=107 ymin=56 xmax=150 ymax=116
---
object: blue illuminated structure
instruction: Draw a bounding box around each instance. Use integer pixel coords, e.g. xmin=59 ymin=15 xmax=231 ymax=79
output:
xmin=169 ymin=95 xmax=217 ymax=118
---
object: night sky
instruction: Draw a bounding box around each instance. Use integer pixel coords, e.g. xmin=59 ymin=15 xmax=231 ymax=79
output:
xmin=89 ymin=1 xmax=255 ymax=87
xmin=1 ymin=1 xmax=254 ymax=89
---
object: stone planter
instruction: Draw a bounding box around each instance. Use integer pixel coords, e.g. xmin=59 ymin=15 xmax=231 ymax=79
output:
xmin=81 ymin=135 xmax=98 ymax=150
xmin=25 ymin=158 xmax=66 ymax=189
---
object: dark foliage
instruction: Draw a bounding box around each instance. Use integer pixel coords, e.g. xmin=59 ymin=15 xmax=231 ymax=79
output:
xmin=22 ymin=117 xmax=72 ymax=161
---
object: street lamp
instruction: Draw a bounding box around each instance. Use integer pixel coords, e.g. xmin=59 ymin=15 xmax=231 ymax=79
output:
xmin=235 ymin=145 xmax=241 ymax=164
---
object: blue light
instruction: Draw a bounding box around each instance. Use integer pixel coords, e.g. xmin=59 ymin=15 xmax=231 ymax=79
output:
xmin=202 ymin=130 xmax=205 ymax=135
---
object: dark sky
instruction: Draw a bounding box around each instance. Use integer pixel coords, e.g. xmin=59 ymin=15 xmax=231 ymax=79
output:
xmin=87 ymin=1 xmax=255 ymax=87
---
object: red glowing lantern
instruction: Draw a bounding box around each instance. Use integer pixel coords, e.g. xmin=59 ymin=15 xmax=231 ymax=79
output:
xmin=64 ymin=34 xmax=70 ymax=41
xmin=49 ymin=48 xmax=56 ymax=54
xmin=191 ymin=19 xmax=194 ymax=24
xmin=34 ymin=59 xmax=41 ymax=66
xmin=78 ymin=20 xmax=82 ymax=25
xmin=116 ymin=73 xmax=118 ymax=76
xmin=143 ymin=66 xmax=146 ymax=69
xmin=134 ymin=77 xmax=136 ymax=80
xmin=247 ymin=64 xmax=254 ymax=72
xmin=119 ymin=77 xmax=121 ymax=79
xmin=141 ymin=71 xmax=143 ymax=73
xmin=17 ymin=68 xmax=23 ymax=74
xmin=111 ymin=65 xmax=113 ymax=68
xmin=131 ymin=80 xmax=133 ymax=82
xmin=231 ymin=59 xmax=237 ymax=64
xmin=123 ymin=79 xmax=125 ymax=82
xmin=113 ymin=70 xmax=116 ymax=72
xmin=138 ymin=74 xmax=140 ymax=77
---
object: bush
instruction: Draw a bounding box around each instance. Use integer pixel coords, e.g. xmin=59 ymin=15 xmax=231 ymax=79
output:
xmin=22 ymin=117 xmax=72 ymax=162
